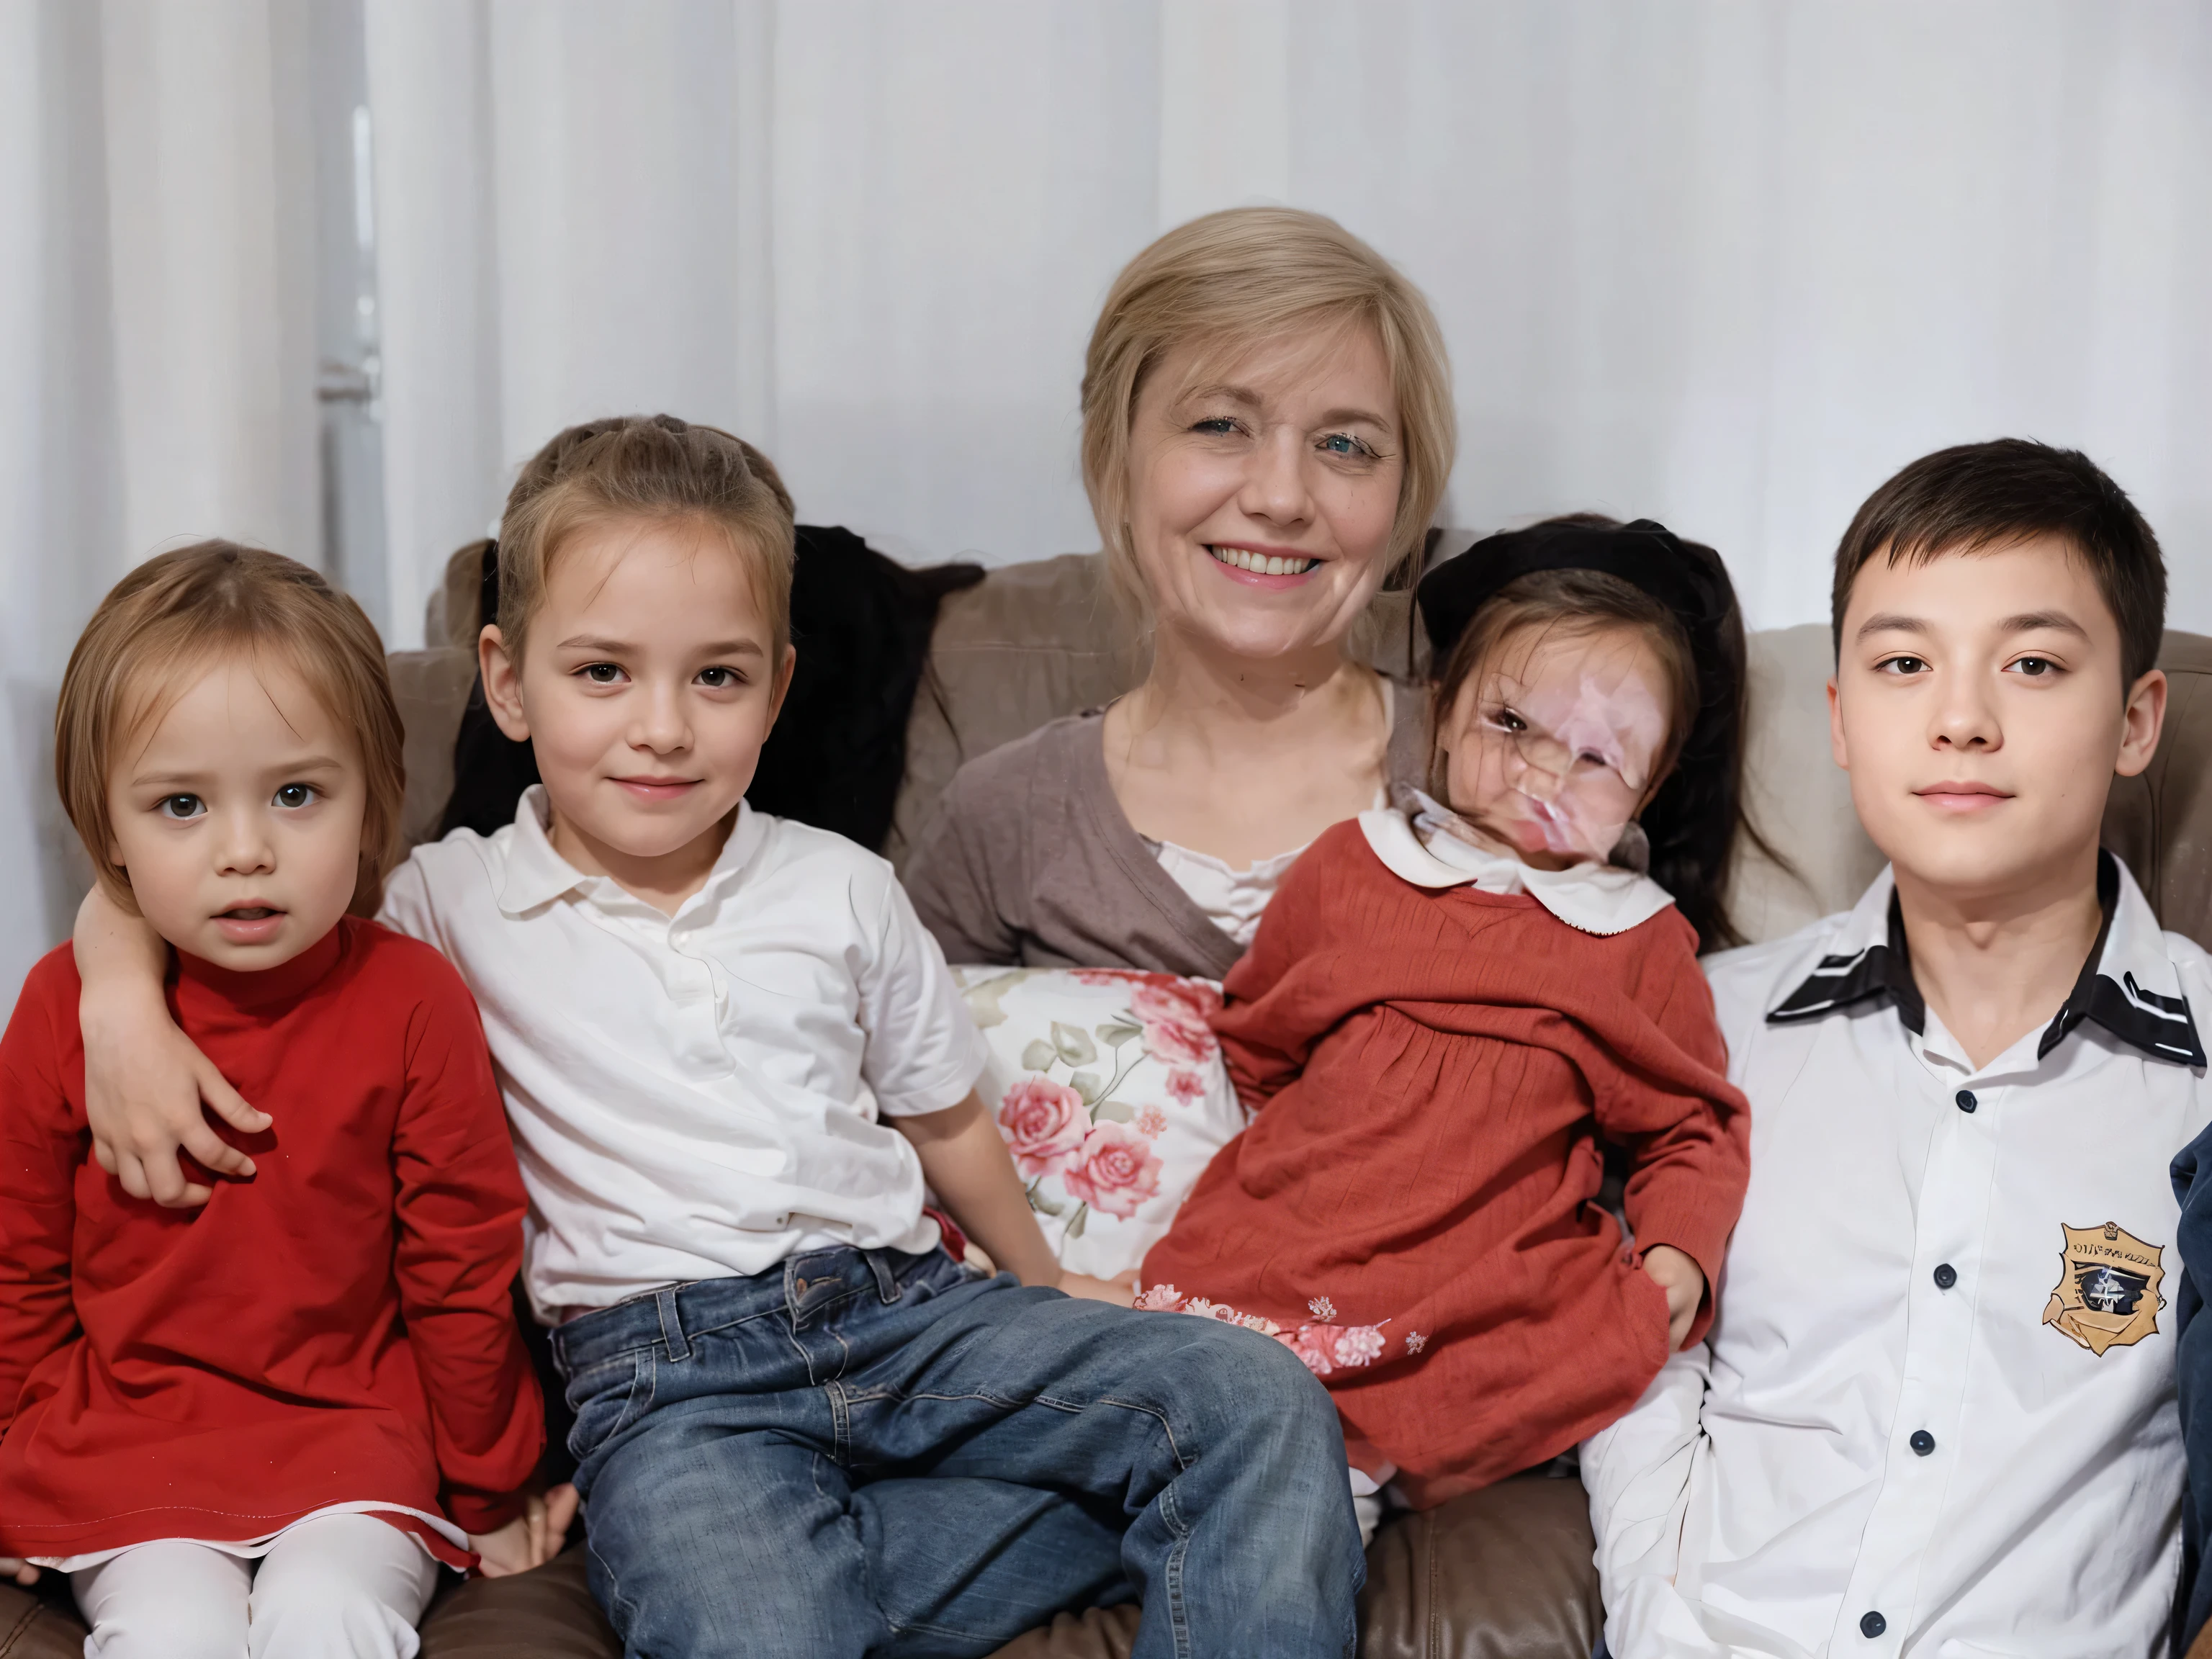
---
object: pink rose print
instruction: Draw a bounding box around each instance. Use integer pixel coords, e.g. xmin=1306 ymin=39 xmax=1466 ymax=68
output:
xmin=996 ymin=1076 xmax=1088 ymax=1178
xmin=1072 ymin=968 xmax=1142 ymax=989
xmin=1130 ymin=977 xmax=1222 ymax=1068
xmin=1164 ymin=1069 xmax=1205 ymax=1107
xmin=1060 ymin=1120 xmax=1165 ymax=1220
xmin=1135 ymin=1105 xmax=1169 ymax=1138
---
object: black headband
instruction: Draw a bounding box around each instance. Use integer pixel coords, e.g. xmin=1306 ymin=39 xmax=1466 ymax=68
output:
xmin=1415 ymin=518 xmax=1733 ymax=665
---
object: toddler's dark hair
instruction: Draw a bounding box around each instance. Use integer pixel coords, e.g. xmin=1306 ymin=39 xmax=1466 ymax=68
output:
xmin=1430 ymin=515 xmax=1762 ymax=950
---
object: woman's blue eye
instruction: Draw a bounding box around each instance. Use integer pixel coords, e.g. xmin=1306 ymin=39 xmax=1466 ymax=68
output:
xmin=156 ymin=794 xmax=204 ymax=820
xmin=273 ymin=783 xmax=317 ymax=809
xmin=582 ymin=663 xmax=623 ymax=684
xmin=1318 ymin=432 xmax=1369 ymax=457
xmin=1192 ymin=417 xmax=1239 ymax=436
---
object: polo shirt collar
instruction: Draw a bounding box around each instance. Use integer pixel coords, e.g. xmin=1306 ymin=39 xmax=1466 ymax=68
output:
xmin=495 ymin=785 xmax=771 ymax=920
xmin=1767 ymin=850 xmax=2205 ymax=1067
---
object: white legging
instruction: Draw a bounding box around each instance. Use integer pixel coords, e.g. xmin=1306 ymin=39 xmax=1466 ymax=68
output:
xmin=71 ymin=1513 xmax=441 ymax=1659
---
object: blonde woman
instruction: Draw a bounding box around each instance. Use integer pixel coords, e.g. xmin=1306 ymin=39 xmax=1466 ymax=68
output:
xmin=907 ymin=207 xmax=1456 ymax=976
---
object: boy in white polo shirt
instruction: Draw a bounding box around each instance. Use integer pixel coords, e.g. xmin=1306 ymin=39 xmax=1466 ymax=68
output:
xmin=69 ymin=415 xmax=1364 ymax=1659
xmin=1583 ymin=439 xmax=2206 ymax=1658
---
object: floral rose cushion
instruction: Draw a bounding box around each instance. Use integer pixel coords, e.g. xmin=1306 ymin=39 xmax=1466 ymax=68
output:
xmin=953 ymin=967 xmax=1249 ymax=1280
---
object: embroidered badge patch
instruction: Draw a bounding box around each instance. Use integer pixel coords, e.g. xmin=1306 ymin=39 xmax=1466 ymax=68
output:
xmin=2042 ymin=1221 xmax=2166 ymax=1356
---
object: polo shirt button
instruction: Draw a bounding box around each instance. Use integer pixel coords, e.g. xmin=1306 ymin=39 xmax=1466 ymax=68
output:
xmin=1933 ymin=1263 xmax=1957 ymax=1289
xmin=1955 ymin=1089 xmax=1977 ymax=1112
xmin=1910 ymin=1429 xmax=1936 ymax=1456
xmin=1861 ymin=1611 xmax=1887 ymax=1638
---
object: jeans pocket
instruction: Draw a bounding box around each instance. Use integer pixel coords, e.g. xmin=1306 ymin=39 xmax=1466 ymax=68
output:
xmin=566 ymin=1349 xmax=655 ymax=1462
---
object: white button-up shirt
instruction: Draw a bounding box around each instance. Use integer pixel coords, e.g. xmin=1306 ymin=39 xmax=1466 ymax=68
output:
xmin=1585 ymin=854 xmax=2211 ymax=1658
xmin=380 ymin=788 xmax=988 ymax=1319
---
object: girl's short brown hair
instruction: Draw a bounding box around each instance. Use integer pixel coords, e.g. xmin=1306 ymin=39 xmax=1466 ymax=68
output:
xmin=495 ymin=414 xmax=797 ymax=666
xmin=1080 ymin=207 xmax=1456 ymax=621
xmin=55 ymin=541 xmax=406 ymax=917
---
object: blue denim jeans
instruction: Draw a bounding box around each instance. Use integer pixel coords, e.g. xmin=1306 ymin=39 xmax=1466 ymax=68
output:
xmin=552 ymin=1244 xmax=1362 ymax=1659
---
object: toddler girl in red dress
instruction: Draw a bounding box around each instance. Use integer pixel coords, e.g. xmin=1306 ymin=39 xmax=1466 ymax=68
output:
xmin=0 ymin=545 xmax=550 ymax=1656
xmin=1139 ymin=517 xmax=1755 ymax=1532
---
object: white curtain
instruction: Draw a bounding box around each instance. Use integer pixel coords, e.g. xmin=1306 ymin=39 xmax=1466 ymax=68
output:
xmin=4 ymin=0 xmax=2210 ymax=1013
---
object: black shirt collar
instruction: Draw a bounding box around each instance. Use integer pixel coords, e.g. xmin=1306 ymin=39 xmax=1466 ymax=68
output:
xmin=1768 ymin=850 xmax=2205 ymax=1068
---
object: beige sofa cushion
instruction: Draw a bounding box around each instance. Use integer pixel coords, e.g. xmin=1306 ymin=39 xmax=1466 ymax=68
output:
xmin=391 ymin=553 xmax=2212 ymax=950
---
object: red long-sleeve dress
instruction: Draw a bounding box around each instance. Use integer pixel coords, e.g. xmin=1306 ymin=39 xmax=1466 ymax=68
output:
xmin=0 ymin=919 xmax=541 ymax=1567
xmin=1140 ymin=819 xmax=1750 ymax=1506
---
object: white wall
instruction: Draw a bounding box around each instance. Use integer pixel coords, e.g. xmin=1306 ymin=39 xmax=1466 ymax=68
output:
xmin=3 ymin=0 xmax=2208 ymax=1010
xmin=361 ymin=0 xmax=2212 ymax=649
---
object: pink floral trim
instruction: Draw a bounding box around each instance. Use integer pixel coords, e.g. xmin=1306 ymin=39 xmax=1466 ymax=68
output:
xmin=1133 ymin=1285 xmax=1388 ymax=1377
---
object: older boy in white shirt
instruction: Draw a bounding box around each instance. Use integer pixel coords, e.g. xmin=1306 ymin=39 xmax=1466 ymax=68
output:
xmin=1583 ymin=438 xmax=2206 ymax=1658
xmin=67 ymin=416 xmax=1363 ymax=1659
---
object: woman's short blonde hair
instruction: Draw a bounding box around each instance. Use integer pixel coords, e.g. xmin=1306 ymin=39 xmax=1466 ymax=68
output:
xmin=1080 ymin=207 xmax=1456 ymax=616
xmin=55 ymin=541 xmax=406 ymax=918
xmin=495 ymin=414 xmax=797 ymax=669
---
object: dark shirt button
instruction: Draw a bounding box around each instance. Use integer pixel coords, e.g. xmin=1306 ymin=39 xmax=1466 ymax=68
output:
xmin=1910 ymin=1429 xmax=1936 ymax=1456
xmin=1933 ymin=1263 xmax=1957 ymax=1290
xmin=1861 ymin=1611 xmax=1887 ymax=1638
xmin=1955 ymin=1089 xmax=1977 ymax=1112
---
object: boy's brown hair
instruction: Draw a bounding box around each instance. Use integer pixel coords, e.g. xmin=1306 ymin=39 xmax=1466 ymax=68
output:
xmin=55 ymin=541 xmax=407 ymax=917
xmin=1831 ymin=439 xmax=2167 ymax=688
xmin=495 ymin=414 xmax=797 ymax=666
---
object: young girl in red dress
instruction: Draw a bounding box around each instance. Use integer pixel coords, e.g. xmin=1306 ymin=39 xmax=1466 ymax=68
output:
xmin=0 ymin=545 xmax=552 ymax=1656
xmin=1138 ymin=517 xmax=1755 ymax=1532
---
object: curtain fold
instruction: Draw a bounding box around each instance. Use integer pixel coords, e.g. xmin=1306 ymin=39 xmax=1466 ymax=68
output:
xmin=3 ymin=0 xmax=2209 ymax=1014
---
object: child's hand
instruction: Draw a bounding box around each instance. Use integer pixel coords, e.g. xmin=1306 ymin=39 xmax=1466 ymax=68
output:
xmin=469 ymin=1483 xmax=581 ymax=1578
xmin=75 ymin=884 xmax=269 ymax=1207
xmin=83 ymin=990 xmax=268 ymax=1207
xmin=0 ymin=1557 xmax=38 ymax=1588
xmin=1641 ymin=1244 xmax=1706 ymax=1352
xmin=1057 ymin=1269 xmax=1138 ymax=1307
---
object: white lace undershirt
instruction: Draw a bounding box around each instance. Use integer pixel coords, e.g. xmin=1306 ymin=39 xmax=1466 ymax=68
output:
xmin=1146 ymin=682 xmax=1393 ymax=948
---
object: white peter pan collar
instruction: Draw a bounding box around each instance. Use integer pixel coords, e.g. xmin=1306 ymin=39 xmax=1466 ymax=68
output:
xmin=1357 ymin=793 xmax=1676 ymax=938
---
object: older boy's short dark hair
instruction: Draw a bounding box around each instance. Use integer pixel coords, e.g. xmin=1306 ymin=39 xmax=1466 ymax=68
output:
xmin=1831 ymin=439 xmax=2167 ymax=688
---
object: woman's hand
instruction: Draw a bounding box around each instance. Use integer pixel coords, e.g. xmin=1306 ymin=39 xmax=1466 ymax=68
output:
xmin=0 ymin=1557 xmax=38 ymax=1588
xmin=1641 ymin=1244 xmax=1706 ymax=1352
xmin=469 ymin=1483 xmax=580 ymax=1578
xmin=1058 ymin=1269 xmax=1138 ymax=1307
xmin=75 ymin=885 xmax=269 ymax=1207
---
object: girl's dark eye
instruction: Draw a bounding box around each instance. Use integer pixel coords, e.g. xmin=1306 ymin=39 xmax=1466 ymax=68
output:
xmin=274 ymin=783 xmax=316 ymax=809
xmin=156 ymin=793 xmax=204 ymax=821
xmin=1879 ymin=656 xmax=1928 ymax=676
xmin=696 ymin=666 xmax=741 ymax=689
xmin=1488 ymin=707 xmax=1527 ymax=734
xmin=582 ymin=663 xmax=623 ymax=684
xmin=2012 ymin=656 xmax=2056 ymax=677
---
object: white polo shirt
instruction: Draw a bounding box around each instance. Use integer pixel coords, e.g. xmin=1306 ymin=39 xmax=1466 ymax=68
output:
xmin=1584 ymin=853 xmax=2211 ymax=1658
xmin=379 ymin=788 xmax=989 ymax=1320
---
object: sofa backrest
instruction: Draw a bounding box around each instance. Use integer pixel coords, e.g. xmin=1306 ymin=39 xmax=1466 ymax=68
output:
xmin=389 ymin=549 xmax=2212 ymax=950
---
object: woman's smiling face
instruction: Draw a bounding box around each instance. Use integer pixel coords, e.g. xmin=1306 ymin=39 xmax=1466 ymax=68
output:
xmin=1123 ymin=321 xmax=1403 ymax=663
